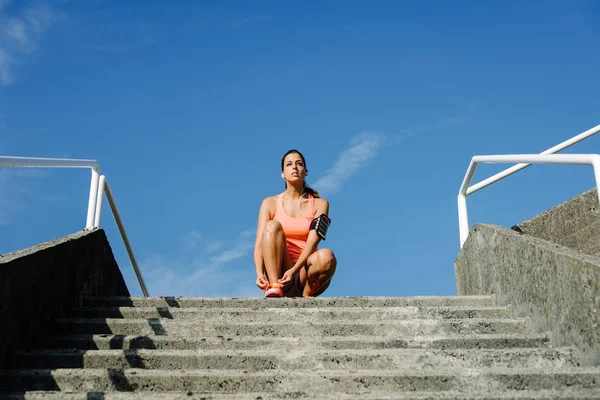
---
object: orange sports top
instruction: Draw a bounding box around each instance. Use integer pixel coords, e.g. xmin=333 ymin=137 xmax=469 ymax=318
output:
xmin=274 ymin=193 xmax=316 ymax=263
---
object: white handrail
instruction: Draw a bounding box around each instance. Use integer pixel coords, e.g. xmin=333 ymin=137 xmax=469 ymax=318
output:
xmin=467 ymin=124 xmax=600 ymax=195
xmin=96 ymin=175 xmax=149 ymax=296
xmin=0 ymin=156 xmax=100 ymax=229
xmin=0 ymin=155 xmax=149 ymax=296
xmin=458 ymin=154 xmax=600 ymax=247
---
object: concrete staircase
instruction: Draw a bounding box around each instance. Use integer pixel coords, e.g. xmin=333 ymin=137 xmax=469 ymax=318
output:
xmin=1 ymin=295 xmax=599 ymax=399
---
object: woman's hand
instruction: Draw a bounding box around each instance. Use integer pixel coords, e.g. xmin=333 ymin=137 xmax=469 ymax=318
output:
xmin=278 ymin=269 xmax=295 ymax=287
xmin=256 ymin=274 xmax=269 ymax=290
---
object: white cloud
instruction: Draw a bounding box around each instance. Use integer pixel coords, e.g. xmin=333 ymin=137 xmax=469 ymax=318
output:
xmin=218 ymin=13 xmax=270 ymax=30
xmin=0 ymin=168 xmax=51 ymax=225
xmin=0 ymin=1 xmax=63 ymax=85
xmin=141 ymin=228 xmax=258 ymax=297
xmin=94 ymin=21 xmax=154 ymax=54
xmin=312 ymin=132 xmax=386 ymax=196
xmin=203 ymin=240 xmax=224 ymax=254
xmin=394 ymin=103 xmax=477 ymax=143
xmin=209 ymin=241 xmax=254 ymax=265
xmin=240 ymin=229 xmax=255 ymax=237
xmin=183 ymin=229 xmax=203 ymax=250
xmin=0 ymin=47 xmax=14 ymax=85
xmin=0 ymin=171 xmax=13 ymax=224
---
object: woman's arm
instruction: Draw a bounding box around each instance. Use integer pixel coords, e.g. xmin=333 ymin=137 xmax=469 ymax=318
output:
xmin=254 ymin=197 xmax=273 ymax=277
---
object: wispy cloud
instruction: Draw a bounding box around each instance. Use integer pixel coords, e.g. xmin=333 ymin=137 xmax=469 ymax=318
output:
xmin=0 ymin=1 xmax=64 ymax=85
xmin=313 ymin=132 xmax=386 ymax=196
xmin=183 ymin=229 xmax=203 ymax=250
xmin=141 ymin=228 xmax=258 ymax=297
xmin=218 ymin=13 xmax=270 ymax=30
xmin=0 ymin=171 xmax=13 ymax=225
xmin=394 ymin=103 xmax=477 ymax=143
xmin=191 ymin=10 xmax=270 ymax=31
xmin=94 ymin=37 xmax=153 ymax=53
xmin=209 ymin=241 xmax=254 ymax=265
xmin=0 ymin=168 xmax=55 ymax=225
xmin=94 ymin=22 xmax=154 ymax=53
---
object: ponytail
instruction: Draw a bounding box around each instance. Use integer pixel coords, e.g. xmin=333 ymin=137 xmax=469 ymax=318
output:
xmin=303 ymin=182 xmax=320 ymax=198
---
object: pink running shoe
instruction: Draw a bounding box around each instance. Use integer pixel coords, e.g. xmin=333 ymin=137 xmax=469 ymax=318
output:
xmin=265 ymin=283 xmax=284 ymax=298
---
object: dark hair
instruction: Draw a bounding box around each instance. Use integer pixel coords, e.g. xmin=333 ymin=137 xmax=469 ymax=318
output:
xmin=281 ymin=149 xmax=320 ymax=198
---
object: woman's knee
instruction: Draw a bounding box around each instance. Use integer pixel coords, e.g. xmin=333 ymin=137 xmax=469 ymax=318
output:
xmin=312 ymin=249 xmax=337 ymax=272
xmin=262 ymin=220 xmax=283 ymax=239
xmin=322 ymin=249 xmax=337 ymax=267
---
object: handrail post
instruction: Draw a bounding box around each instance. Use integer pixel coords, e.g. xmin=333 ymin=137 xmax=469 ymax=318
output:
xmin=593 ymin=155 xmax=600 ymax=208
xmin=86 ymin=168 xmax=100 ymax=230
xmin=457 ymin=193 xmax=469 ymax=248
xmin=458 ymin=159 xmax=478 ymax=247
xmin=104 ymin=179 xmax=149 ymax=297
xmin=94 ymin=175 xmax=106 ymax=228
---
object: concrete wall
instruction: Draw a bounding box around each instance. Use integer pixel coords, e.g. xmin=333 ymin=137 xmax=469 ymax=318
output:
xmin=513 ymin=188 xmax=600 ymax=256
xmin=455 ymin=224 xmax=600 ymax=360
xmin=0 ymin=229 xmax=130 ymax=367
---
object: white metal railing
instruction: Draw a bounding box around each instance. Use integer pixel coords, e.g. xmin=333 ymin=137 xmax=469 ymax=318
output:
xmin=0 ymin=156 xmax=149 ymax=296
xmin=458 ymin=154 xmax=600 ymax=248
xmin=458 ymin=123 xmax=600 ymax=248
xmin=466 ymin=124 xmax=600 ymax=196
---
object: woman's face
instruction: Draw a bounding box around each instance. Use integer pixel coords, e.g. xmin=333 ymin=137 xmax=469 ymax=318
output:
xmin=282 ymin=152 xmax=307 ymax=182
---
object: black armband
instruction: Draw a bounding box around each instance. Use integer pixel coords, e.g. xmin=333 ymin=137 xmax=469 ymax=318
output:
xmin=310 ymin=214 xmax=331 ymax=240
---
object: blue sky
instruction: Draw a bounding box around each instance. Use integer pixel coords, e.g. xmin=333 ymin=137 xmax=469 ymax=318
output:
xmin=1 ymin=0 xmax=599 ymax=298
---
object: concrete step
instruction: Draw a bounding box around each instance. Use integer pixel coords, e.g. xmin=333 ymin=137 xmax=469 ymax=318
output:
xmin=34 ymin=334 xmax=551 ymax=351
xmin=71 ymin=306 xmax=513 ymax=321
xmin=13 ymin=348 xmax=580 ymax=370
xmin=81 ymin=296 xmax=497 ymax=308
xmin=3 ymin=389 xmax=600 ymax=399
xmin=1 ymin=367 xmax=599 ymax=392
xmin=51 ymin=318 xmax=529 ymax=337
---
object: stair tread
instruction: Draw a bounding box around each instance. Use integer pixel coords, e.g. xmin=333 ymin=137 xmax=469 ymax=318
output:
xmin=3 ymin=366 xmax=600 ymax=376
xmin=2 ymin=390 xmax=600 ymax=400
xmin=18 ymin=347 xmax=573 ymax=356
xmin=81 ymin=296 xmax=497 ymax=308
xmin=74 ymin=306 xmax=510 ymax=311
xmin=54 ymin=317 xmax=524 ymax=323
xmin=35 ymin=333 xmax=551 ymax=346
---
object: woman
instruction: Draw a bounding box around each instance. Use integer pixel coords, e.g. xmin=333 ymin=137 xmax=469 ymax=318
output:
xmin=253 ymin=149 xmax=337 ymax=297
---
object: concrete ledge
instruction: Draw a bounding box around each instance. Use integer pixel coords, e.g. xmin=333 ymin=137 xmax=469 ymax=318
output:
xmin=0 ymin=229 xmax=129 ymax=367
xmin=513 ymin=188 xmax=600 ymax=256
xmin=454 ymin=224 xmax=599 ymax=359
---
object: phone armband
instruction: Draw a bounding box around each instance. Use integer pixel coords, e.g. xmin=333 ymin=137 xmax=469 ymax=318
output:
xmin=310 ymin=214 xmax=331 ymax=240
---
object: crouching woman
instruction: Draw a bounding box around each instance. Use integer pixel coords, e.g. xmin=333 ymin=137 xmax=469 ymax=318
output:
xmin=253 ymin=149 xmax=337 ymax=297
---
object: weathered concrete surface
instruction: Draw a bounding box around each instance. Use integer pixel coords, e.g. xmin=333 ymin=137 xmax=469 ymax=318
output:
xmin=454 ymin=224 xmax=600 ymax=355
xmin=81 ymin=295 xmax=497 ymax=308
xmin=35 ymin=333 xmax=552 ymax=351
xmin=70 ymin=305 xmax=513 ymax=320
xmin=513 ymin=187 xmax=600 ymax=256
xmin=2 ymin=367 xmax=600 ymax=393
xmin=0 ymin=229 xmax=129 ymax=368
xmin=3 ymin=293 xmax=600 ymax=398
xmin=35 ymin=333 xmax=551 ymax=351
xmin=13 ymin=347 xmax=580 ymax=370
xmin=3 ymin=390 xmax=600 ymax=400
xmin=50 ymin=318 xmax=530 ymax=337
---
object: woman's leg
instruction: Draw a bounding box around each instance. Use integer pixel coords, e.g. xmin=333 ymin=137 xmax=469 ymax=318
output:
xmin=300 ymin=249 xmax=337 ymax=297
xmin=260 ymin=220 xmax=292 ymax=287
